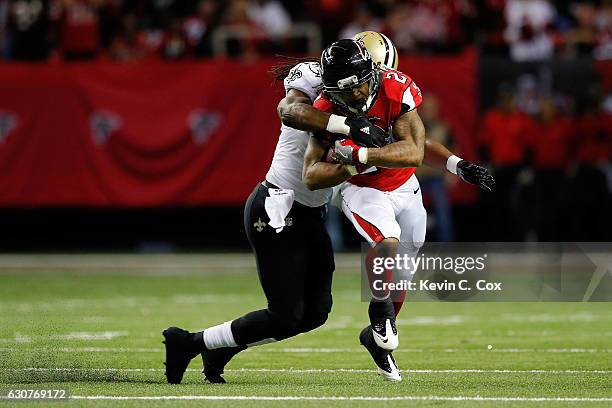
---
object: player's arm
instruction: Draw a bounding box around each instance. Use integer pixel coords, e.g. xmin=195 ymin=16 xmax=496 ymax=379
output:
xmin=277 ymin=89 xmax=331 ymax=132
xmin=302 ymin=136 xmax=352 ymax=191
xmin=333 ymin=109 xmax=426 ymax=168
xmin=424 ymin=138 xmax=496 ymax=192
xmin=368 ymin=109 xmax=426 ymax=167
xmin=278 ymin=90 xmax=389 ymax=147
xmin=424 ymin=139 xmax=454 ymax=169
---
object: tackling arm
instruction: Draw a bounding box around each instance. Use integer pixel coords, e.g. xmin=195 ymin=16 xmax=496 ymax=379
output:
xmin=277 ymin=89 xmax=389 ymax=147
xmin=302 ymin=137 xmax=352 ymax=191
xmin=277 ymin=89 xmax=332 ymax=132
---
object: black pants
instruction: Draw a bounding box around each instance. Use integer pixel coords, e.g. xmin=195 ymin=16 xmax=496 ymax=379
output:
xmin=231 ymin=183 xmax=335 ymax=345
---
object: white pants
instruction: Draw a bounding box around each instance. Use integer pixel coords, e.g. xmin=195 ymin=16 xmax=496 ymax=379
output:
xmin=338 ymin=175 xmax=427 ymax=272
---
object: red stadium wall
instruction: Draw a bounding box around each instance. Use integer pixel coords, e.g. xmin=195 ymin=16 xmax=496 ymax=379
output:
xmin=0 ymin=50 xmax=476 ymax=207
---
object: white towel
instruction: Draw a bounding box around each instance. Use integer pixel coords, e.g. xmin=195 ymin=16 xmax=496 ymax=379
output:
xmin=264 ymin=188 xmax=295 ymax=233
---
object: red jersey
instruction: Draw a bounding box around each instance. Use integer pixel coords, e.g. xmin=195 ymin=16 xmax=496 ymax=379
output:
xmin=526 ymin=117 xmax=574 ymax=169
xmin=478 ymin=109 xmax=530 ymax=166
xmin=313 ymin=69 xmax=423 ymax=191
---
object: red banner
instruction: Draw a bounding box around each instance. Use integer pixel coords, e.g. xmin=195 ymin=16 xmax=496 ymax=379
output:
xmin=0 ymin=51 xmax=476 ymax=207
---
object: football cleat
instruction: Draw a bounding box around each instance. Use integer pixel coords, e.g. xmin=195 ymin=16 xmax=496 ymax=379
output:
xmin=372 ymin=318 xmax=399 ymax=351
xmin=201 ymin=346 xmax=245 ymax=384
xmin=162 ymin=326 xmax=201 ymax=384
xmin=360 ymin=325 xmax=401 ymax=381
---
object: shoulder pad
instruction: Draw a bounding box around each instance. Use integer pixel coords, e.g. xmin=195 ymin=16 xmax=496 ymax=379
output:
xmin=284 ymin=62 xmax=323 ymax=103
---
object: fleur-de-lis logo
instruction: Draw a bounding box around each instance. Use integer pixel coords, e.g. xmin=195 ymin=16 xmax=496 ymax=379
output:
xmin=286 ymin=67 xmax=303 ymax=83
xmin=253 ymin=218 xmax=267 ymax=232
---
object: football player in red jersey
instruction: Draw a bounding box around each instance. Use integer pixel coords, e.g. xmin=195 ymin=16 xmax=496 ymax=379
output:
xmin=266 ymin=34 xmax=494 ymax=381
xmin=301 ymin=39 xmax=495 ymax=381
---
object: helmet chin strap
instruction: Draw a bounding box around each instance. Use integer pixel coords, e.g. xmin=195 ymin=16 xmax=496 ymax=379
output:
xmin=361 ymin=73 xmax=380 ymax=113
xmin=361 ymin=94 xmax=375 ymax=113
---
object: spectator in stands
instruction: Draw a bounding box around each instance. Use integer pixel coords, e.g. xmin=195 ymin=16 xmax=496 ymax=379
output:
xmin=415 ymin=94 xmax=455 ymax=241
xmin=339 ymin=5 xmax=382 ymax=39
xmin=247 ymin=0 xmax=290 ymax=40
xmin=563 ymin=1 xmax=598 ymax=57
xmin=109 ymin=12 xmax=147 ymax=61
xmin=504 ymin=0 xmax=556 ymax=61
xmin=0 ymin=0 xmax=8 ymax=58
xmin=474 ymin=0 xmax=507 ymax=53
xmin=220 ymin=0 xmax=264 ymax=59
xmin=568 ymin=96 xmax=612 ymax=240
xmin=514 ymin=74 xmax=541 ymax=115
xmin=526 ymin=95 xmax=573 ymax=241
xmin=560 ymin=0 xmax=612 ymax=60
xmin=186 ymin=0 xmax=221 ymax=57
xmin=405 ymin=0 xmax=466 ymax=52
xmin=594 ymin=0 xmax=612 ymax=60
xmin=7 ymin=0 xmax=51 ymax=60
xmin=478 ymin=85 xmax=531 ymax=240
xmin=52 ymin=0 xmax=102 ymax=60
xmin=304 ymin=0 xmax=355 ymax=46
xmin=162 ymin=17 xmax=188 ymax=59
xmin=384 ymin=2 xmax=417 ymax=51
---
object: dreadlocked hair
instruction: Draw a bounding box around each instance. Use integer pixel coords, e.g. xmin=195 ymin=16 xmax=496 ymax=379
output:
xmin=269 ymin=56 xmax=320 ymax=81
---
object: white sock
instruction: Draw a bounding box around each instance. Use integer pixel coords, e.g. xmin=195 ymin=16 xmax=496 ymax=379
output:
xmin=202 ymin=321 xmax=237 ymax=349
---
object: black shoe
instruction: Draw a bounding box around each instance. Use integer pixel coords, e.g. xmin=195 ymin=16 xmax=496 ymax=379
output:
xmin=162 ymin=327 xmax=201 ymax=384
xmin=359 ymin=325 xmax=401 ymax=381
xmin=201 ymin=346 xmax=246 ymax=384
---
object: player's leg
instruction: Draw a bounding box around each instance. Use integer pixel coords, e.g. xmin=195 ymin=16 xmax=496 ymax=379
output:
xmin=164 ymin=183 xmax=311 ymax=383
xmin=300 ymin=212 xmax=335 ymax=335
xmin=340 ymin=184 xmax=402 ymax=381
xmin=394 ymin=177 xmax=427 ymax=316
xmin=340 ymin=184 xmax=401 ymax=349
xmin=229 ymin=187 xmax=319 ymax=345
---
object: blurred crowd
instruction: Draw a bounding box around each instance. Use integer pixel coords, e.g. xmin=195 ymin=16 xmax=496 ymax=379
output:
xmin=1 ymin=0 xmax=610 ymax=244
xmin=409 ymin=84 xmax=611 ymax=243
xmin=476 ymin=81 xmax=611 ymax=242
xmin=0 ymin=0 xmax=611 ymax=61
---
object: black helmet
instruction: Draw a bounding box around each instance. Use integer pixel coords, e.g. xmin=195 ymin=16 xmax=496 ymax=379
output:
xmin=320 ymin=39 xmax=379 ymax=114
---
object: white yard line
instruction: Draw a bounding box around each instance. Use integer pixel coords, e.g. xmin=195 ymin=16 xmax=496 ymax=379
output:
xmin=1 ymin=347 xmax=612 ymax=353
xmin=64 ymin=395 xmax=612 ymax=402
xmin=4 ymin=367 xmax=611 ymax=374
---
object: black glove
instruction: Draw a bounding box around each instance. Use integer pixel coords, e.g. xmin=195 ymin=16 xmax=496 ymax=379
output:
xmin=345 ymin=116 xmax=390 ymax=148
xmin=457 ymin=160 xmax=496 ymax=192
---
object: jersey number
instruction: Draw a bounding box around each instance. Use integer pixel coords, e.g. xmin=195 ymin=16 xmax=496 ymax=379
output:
xmin=385 ymin=72 xmax=407 ymax=84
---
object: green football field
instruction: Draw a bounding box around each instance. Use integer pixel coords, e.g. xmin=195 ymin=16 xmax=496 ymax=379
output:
xmin=0 ymin=254 xmax=610 ymax=407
